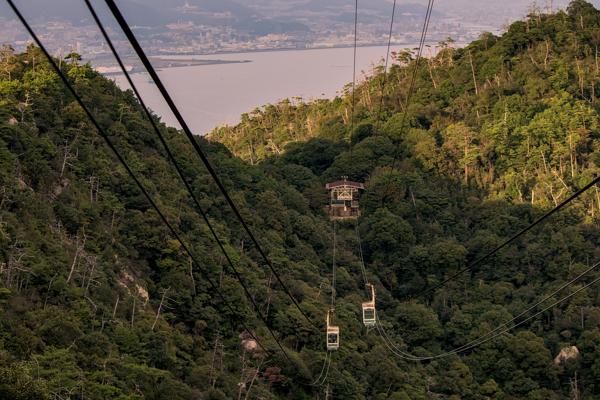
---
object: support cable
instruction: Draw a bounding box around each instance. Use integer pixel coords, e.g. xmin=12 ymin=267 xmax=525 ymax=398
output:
xmin=384 ymin=0 xmax=434 ymax=148
xmin=377 ymin=260 xmax=600 ymax=361
xmin=5 ymin=0 xmax=275 ymax=358
xmin=369 ymin=0 xmax=597 ymax=310
xmin=379 ymin=0 xmax=433 ymax=202
xmin=376 ymin=0 xmax=397 ymax=125
xmin=320 ymin=353 xmax=333 ymax=386
xmin=350 ymin=0 xmax=359 ymax=154
xmin=331 ymin=221 xmax=337 ymax=309
xmin=103 ymin=0 xmax=317 ymax=329
xmin=311 ymin=352 xmax=331 ymax=386
xmin=375 ymin=321 xmax=418 ymax=360
xmin=370 ymin=0 xmax=600 ymax=313
xmin=83 ymin=0 xmax=294 ymax=362
xmin=413 ymin=176 xmax=600 ymax=300
xmin=354 ymin=221 xmax=369 ymax=287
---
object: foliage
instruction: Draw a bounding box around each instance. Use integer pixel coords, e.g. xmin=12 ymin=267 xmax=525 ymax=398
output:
xmin=1 ymin=2 xmax=600 ymax=398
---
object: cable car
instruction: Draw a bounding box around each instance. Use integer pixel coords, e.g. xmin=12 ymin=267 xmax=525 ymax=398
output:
xmin=362 ymin=284 xmax=376 ymax=327
xmin=326 ymin=310 xmax=340 ymax=351
xmin=325 ymin=177 xmax=364 ymax=220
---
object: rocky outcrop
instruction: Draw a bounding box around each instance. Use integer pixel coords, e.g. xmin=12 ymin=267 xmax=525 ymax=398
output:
xmin=117 ymin=270 xmax=149 ymax=304
xmin=554 ymin=346 xmax=580 ymax=365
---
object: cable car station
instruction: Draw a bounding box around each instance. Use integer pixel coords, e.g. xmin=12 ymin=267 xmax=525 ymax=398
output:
xmin=325 ymin=177 xmax=364 ymax=220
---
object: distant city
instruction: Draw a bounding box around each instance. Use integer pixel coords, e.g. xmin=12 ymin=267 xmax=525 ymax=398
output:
xmin=1 ymin=0 xmax=596 ymax=68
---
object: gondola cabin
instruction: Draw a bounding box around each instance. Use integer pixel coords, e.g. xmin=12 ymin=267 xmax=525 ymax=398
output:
xmin=326 ymin=310 xmax=340 ymax=351
xmin=362 ymin=284 xmax=376 ymax=327
xmin=325 ymin=178 xmax=364 ymax=220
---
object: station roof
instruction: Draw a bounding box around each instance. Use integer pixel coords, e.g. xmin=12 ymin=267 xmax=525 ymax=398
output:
xmin=326 ymin=180 xmax=364 ymax=190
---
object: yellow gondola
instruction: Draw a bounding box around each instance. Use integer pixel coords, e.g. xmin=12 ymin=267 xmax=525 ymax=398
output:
xmin=362 ymin=284 xmax=376 ymax=327
xmin=326 ymin=310 xmax=340 ymax=351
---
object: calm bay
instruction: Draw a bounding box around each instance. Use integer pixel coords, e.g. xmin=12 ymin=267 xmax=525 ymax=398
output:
xmin=111 ymin=45 xmax=425 ymax=134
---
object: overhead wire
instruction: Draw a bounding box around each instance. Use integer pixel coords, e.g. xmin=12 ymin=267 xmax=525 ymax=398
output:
xmin=314 ymin=0 xmax=362 ymax=385
xmin=366 ymin=0 xmax=600 ymax=303
xmin=413 ymin=175 xmax=600 ymax=300
xmin=375 ymin=321 xmax=420 ymax=360
xmin=375 ymin=0 xmax=397 ymax=125
xmin=377 ymin=0 xmax=434 ymax=206
xmin=318 ymin=220 xmax=338 ymax=388
xmin=313 ymin=352 xmax=333 ymax=387
xmin=354 ymin=222 xmax=369 ymax=287
xmin=351 ymin=173 xmax=600 ymax=361
xmin=4 ymin=0 xmax=277 ymax=359
xmin=377 ymin=259 xmax=600 ymax=361
xmin=379 ymin=273 xmax=600 ymax=360
xmin=103 ymin=0 xmax=317 ymax=330
xmin=95 ymin=0 xmax=355 ymax=385
xmin=349 ymin=0 xmax=359 ymax=157
xmin=30 ymin=0 xmax=599 ymax=381
xmin=331 ymin=220 xmax=338 ymax=310
xmin=82 ymin=0 xmax=295 ymax=362
xmin=320 ymin=352 xmax=333 ymax=386
xmin=380 ymin=0 xmax=434 ymax=143
xmin=311 ymin=352 xmax=331 ymax=386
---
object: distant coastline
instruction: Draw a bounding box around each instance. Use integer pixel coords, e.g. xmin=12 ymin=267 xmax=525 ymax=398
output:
xmin=152 ymin=41 xmax=467 ymax=58
xmin=98 ymin=57 xmax=252 ymax=76
xmin=97 ymin=42 xmax=466 ymax=77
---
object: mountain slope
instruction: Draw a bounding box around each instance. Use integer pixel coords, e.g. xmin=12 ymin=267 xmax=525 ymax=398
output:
xmin=209 ymin=1 xmax=600 ymax=207
xmin=1 ymin=1 xmax=600 ymax=399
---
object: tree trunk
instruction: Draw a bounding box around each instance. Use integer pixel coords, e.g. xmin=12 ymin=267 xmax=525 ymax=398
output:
xmin=243 ymin=361 xmax=263 ymax=400
xmin=210 ymin=334 xmax=221 ymax=388
xmin=189 ymin=258 xmax=196 ymax=295
xmin=112 ymin=295 xmax=119 ymax=319
xmin=67 ymin=234 xmax=86 ymax=284
xmin=427 ymin=59 xmax=437 ymax=88
xmin=131 ymin=296 xmax=136 ymax=327
xmin=544 ymin=40 xmax=550 ymax=70
xmin=152 ymin=288 xmax=170 ymax=331
xmin=569 ymin=133 xmax=575 ymax=178
xmin=469 ymin=51 xmax=479 ymax=95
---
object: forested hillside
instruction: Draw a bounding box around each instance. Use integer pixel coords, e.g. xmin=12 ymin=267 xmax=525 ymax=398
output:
xmin=1 ymin=1 xmax=600 ymax=399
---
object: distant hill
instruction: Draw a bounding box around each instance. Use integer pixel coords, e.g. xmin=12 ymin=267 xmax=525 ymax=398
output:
xmin=0 ymin=0 xmax=439 ymax=34
xmin=427 ymin=0 xmax=600 ymax=21
xmin=3 ymin=0 xmax=165 ymax=25
xmin=1 ymin=0 xmax=306 ymax=32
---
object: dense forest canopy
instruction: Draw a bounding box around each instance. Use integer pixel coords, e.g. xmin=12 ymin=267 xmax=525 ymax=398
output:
xmin=1 ymin=0 xmax=600 ymax=399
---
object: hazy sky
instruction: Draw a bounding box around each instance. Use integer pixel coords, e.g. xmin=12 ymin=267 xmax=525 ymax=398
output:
xmin=4 ymin=0 xmax=600 ymax=51
xmin=4 ymin=0 xmax=600 ymax=24
xmin=411 ymin=0 xmax=600 ymax=23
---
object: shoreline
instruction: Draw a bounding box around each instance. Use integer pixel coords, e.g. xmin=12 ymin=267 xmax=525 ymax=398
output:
xmin=151 ymin=40 xmax=465 ymax=58
xmin=100 ymin=58 xmax=252 ymax=76
xmin=105 ymin=43 xmax=468 ymax=134
xmin=100 ymin=41 xmax=466 ymax=76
